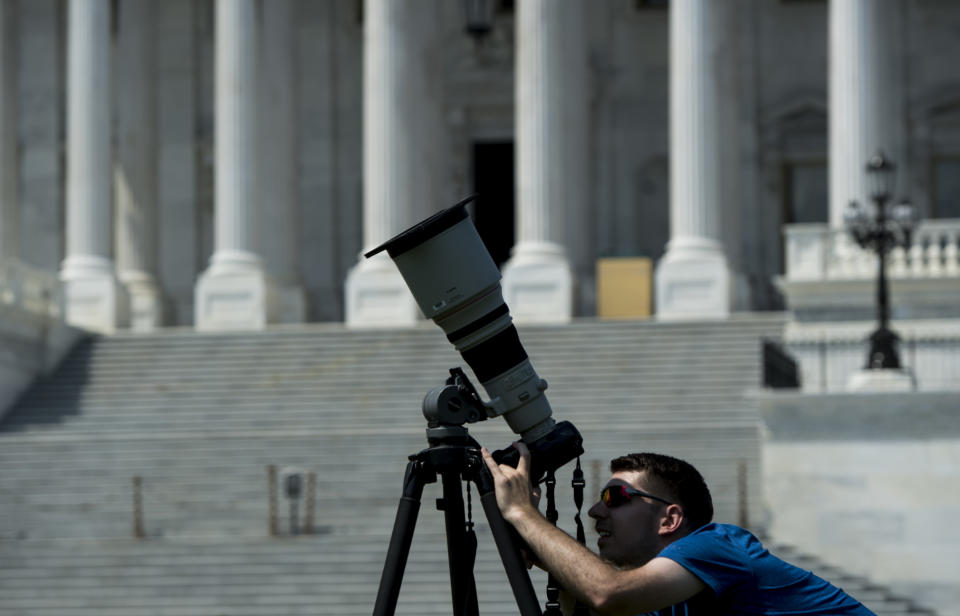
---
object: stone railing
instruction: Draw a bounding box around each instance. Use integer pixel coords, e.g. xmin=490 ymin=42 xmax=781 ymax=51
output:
xmin=784 ymin=219 xmax=960 ymax=281
xmin=784 ymin=321 xmax=960 ymax=392
xmin=0 ymin=259 xmax=60 ymax=317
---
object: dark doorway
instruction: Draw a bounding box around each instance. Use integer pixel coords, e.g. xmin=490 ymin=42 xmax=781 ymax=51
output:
xmin=472 ymin=142 xmax=515 ymax=268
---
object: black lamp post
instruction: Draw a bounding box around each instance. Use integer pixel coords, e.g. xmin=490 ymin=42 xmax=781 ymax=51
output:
xmin=843 ymin=151 xmax=919 ymax=370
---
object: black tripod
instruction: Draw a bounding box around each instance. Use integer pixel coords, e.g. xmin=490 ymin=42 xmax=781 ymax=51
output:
xmin=372 ymin=372 xmax=543 ymax=616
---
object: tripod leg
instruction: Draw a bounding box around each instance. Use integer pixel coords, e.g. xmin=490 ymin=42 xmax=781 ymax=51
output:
xmin=440 ymin=471 xmax=479 ymax=616
xmin=474 ymin=466 xmax=543 ymax=616
xmin=373 ymin=460 xmax=429 ymax=616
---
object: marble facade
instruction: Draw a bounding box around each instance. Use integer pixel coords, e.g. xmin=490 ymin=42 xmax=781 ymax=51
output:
xmin=0 ymin=0 xmax=958 ymax=331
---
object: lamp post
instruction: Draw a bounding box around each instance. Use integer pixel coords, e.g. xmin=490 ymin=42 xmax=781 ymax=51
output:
xmin=843 ymin=151 xmax=919 ymax=371
xmin=463 ymin=0 xmax=495 ymax=41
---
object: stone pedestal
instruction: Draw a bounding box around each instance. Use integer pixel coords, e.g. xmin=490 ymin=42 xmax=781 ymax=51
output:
xmin=502 ymin=243 xmax=573 ymax=324
xmin=60 ymin=257 xmax=128 ymax=333
xmin=121 ymin=272 xmax=163 ymax=332
xmin=846 ymin=368 xmax=916 ymax=392
xmin=656 ymin=238 xmax=732 ymax=320
xmin=195 ymin=257 xmax=273 ymax=331
xmin=345 ymin=254 xmax=419 ymax=328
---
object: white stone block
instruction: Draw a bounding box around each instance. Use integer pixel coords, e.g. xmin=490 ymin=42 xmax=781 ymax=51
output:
xmin=59 ymin=260 xmax=128 ymax=333
xmin=501 ymin=243 xmax=572 ymax=324
xmin=655 ymin=241 xmax=732 ymax=320
xmin=121 ymin=275 xmax=164 ymax=332
xmin=344 ymin=256 xmax=419 ymax=328
xmin=846 ymin=368 xmax=916 ymax=392
xmin=194 ymin=266 xmax=274 ymax=331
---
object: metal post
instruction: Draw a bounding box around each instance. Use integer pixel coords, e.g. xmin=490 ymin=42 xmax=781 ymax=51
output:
xmin=304 ymin=471 xmax=316 ymax=535
xmin=866 ymin=199 xmax=901 ymax=369
xmin=737 ymin=460 xmax=749 ymax=530
xmin=267 ymin=464 xmax=278 ymax=537
xmin=132 ymin=475 xmax=145 ymax=539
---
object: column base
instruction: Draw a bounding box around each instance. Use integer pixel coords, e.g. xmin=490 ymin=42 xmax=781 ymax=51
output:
xmin=120 ymin=272 xmax=165 ymax=332
xmin=59 ymin=256 xmax=129 ymax=333
xmin=501 ymin=242 xmax=573 ymax=324
xmin=194 ymin=253 xmax=275 ymax=331
xmin=846 ymin=368 xmax=916 ymax=392
xmin=655 ymin=239 xmax=732 ymax=320
xmin=344 ymin=254 xmax=419 ymax=328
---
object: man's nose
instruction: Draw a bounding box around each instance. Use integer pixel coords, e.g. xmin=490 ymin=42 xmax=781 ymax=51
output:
xmin=587 ymin=501 xmax=605 ymax=519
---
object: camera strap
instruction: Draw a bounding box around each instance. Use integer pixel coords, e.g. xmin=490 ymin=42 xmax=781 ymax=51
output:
xmin=571 ymin=458 xmax=590 ymax=616
xmin=542 ymin=471 xmax=563 ymax=615
xmin=542 ymin=461 xmax=590 ymax=616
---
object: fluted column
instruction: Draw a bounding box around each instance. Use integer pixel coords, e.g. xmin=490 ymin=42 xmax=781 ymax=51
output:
xmin=655 ymin=0 xmax=732 ymax=320
xmin=501 ymin=0 xmax=585 ymax=324
xmin=345 ymin=0 xmax=446 ymax=327
xmin=829 ymin=0 xmax=904 ymax=228
xmin=60 ymin=0 xmax=127 ymax=332
xmin=195 ymin=0 xmax=274 ymax=330
xmin=116 ymin=0 xmax=163 ymax=331
xmin=260 ymin=0 xmax=304 ymax=323
xmin=0 ymin=0 xmax=16 ymax=264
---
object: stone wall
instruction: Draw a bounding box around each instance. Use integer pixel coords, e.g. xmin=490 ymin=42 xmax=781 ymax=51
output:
xmin=0 ymin=305 xmax=83 ymax=420
xmin=758 ymin=391 xmax=960 ymax=616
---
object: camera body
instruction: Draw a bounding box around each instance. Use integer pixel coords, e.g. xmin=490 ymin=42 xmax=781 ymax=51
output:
xmin=365 ymin=196 xmax=583 ymax=478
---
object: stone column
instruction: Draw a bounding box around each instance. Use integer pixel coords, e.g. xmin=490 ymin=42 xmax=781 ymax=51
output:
xmin=829 ymin=0 xmax=904 ymax=228
xmin=195 ymin=0 xmax=274 ymax=330
xmin=60 ymin=0 xmax=127 ymax=332
xmin=501 ymin=0 xmax=586 ymax=324
xmin=345 ymin=0 xmax=446 ymax=327
xmin=654 ymin=0 xmax=732 ymax=320
xmin=0 ymin=0 xmax=17 ymax=264
xmin=260 ymin=0 xmax=305 ymax=323
xmin=115 ymin=0 xmax=164 ymax=331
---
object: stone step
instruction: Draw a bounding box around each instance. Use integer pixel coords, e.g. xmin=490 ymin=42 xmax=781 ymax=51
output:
xmin=9 ymin=316 xmax=905 ymax=616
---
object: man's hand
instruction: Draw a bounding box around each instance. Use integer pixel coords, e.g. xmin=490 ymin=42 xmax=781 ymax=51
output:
xmin=480 ymin=442 xmax=539 ymax=524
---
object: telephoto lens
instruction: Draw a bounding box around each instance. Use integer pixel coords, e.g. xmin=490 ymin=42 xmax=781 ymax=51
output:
xmin=365 ymin=195 xmax=582 ymax=478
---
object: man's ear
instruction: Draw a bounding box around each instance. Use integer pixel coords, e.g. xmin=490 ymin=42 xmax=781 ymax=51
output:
xmin=658 ymin=504 xmax=684 ymax=536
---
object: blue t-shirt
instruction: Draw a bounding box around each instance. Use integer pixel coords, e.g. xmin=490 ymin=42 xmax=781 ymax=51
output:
xmin=642 ymin=523 xmax=875 ymax=615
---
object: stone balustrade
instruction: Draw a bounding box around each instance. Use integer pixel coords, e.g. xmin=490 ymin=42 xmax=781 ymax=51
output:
xmin=0 ymin=259 xmax=60 ymax=316
xmin=784 ymin=219 xmax=960 ymax=281
xmin=784 ymin=320 xmax=960 ymax=392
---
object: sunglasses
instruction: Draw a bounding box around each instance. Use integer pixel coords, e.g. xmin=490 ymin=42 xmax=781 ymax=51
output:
xmin=599 ymin=485 xmax=672 ymax=508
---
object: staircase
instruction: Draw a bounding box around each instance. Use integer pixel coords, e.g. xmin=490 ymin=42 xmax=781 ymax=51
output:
xmin=0 ymin=315 xmax=933 ymax=615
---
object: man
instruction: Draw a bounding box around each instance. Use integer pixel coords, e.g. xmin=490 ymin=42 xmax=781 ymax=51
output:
xmin=481 ymin=444 xmax=874 ymax=616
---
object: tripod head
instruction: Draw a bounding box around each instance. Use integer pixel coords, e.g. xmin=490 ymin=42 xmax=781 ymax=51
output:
xmin=422 ymin=368 xmax=584 ymax=484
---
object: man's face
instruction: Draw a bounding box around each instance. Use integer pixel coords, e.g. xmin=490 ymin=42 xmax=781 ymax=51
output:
xmin=587 ymin=470 xmax=671 ymax=568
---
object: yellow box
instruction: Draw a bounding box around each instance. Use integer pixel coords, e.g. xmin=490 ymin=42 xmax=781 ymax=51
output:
xmin=596 ymin=257 xmax=653 ymax=319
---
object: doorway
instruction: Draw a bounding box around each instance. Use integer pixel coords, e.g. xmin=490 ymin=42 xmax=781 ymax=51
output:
xmin=471 ymin=142 xmax=515 ymax=268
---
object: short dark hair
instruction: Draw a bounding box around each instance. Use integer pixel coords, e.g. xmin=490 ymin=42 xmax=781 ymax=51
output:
xmin=610 ymin=453 xmax=714 ymax=530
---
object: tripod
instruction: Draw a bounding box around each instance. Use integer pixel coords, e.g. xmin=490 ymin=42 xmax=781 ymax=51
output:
xmin=372 ymin=423 xmax=542 ymax=616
